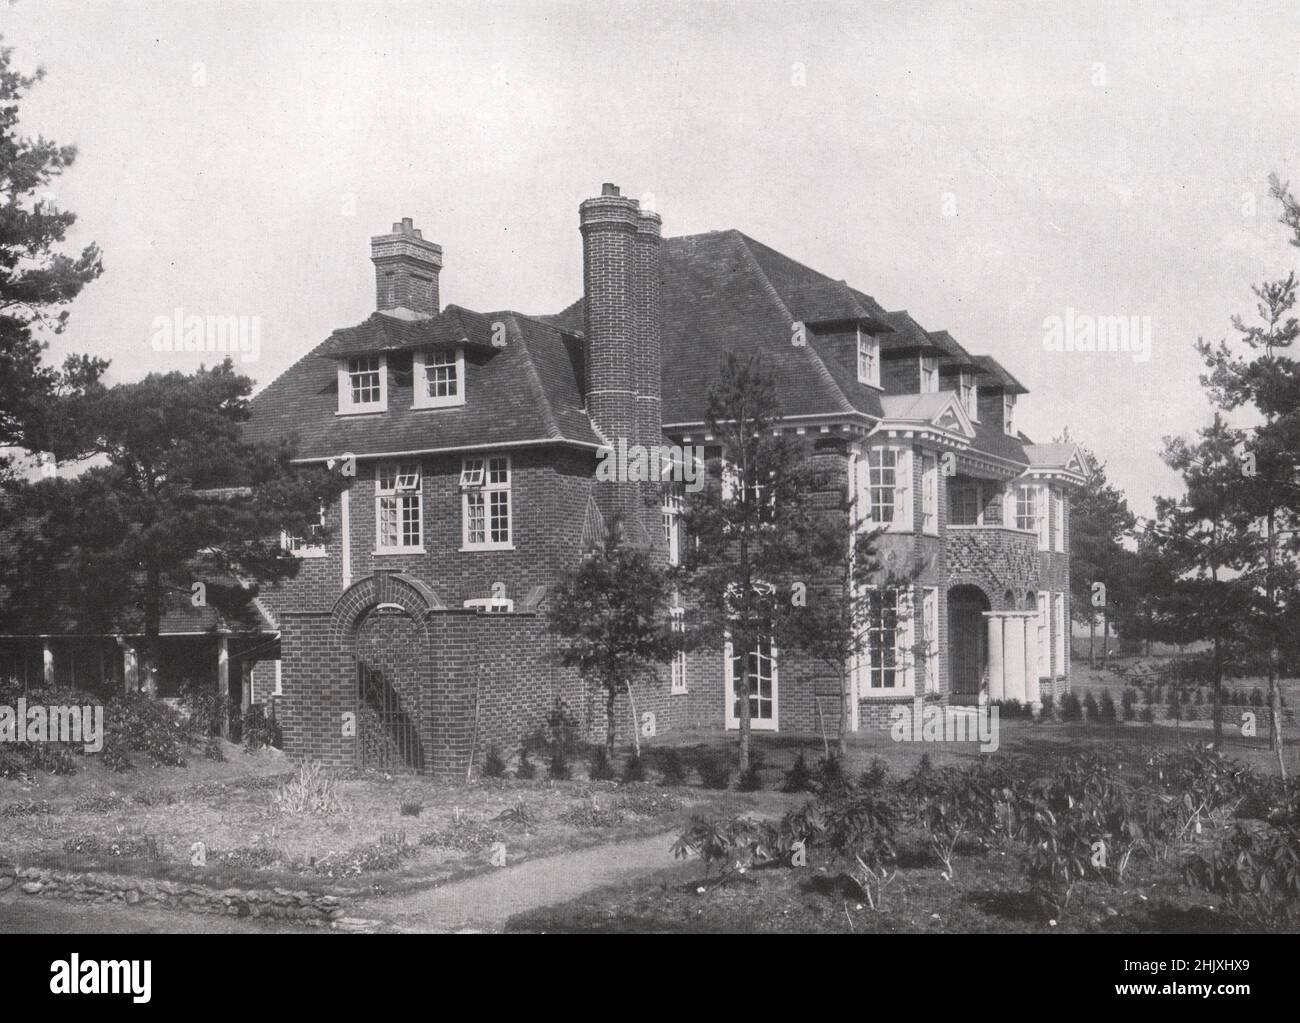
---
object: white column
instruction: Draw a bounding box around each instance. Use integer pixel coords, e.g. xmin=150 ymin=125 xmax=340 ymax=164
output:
xmin=42 ymin=639 xmax=53 ymax=684
xmin=1023 ymin=612 xmax=1041 ymax=708
xmin=340 ymin=488 xmax=352 ymax=591
xmin=985 ymin=614 xmax=1004 ymax=702
xmin=217 ymin=636 xmax=230 ymax=739
xmin=1004 ymin=614 xmax=1026 ymax=703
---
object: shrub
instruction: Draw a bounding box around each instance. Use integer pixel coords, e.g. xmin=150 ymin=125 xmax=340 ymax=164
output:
xmin=699 ymin=759 xmax=731 ymax=790
xmin=782 ymin=752 xmax=814 ymax=793
xmin=903 ymin=765 xmax=1001 ymax=879
xmin=1250 ymin=687 xmax=1265 ymax=708
xmin=589 ymin=747 xmax=616 ymax=781
xmin=1121 ymin=687 xmax=1137 ymax=721
xmin=399 ymin=801 xmax=423 ymax=817
xmin=241 ymin=704 xmax=282 ymax=751
xmin=999 ymin=698 xmax=1023 ymax=718
xmin=1167 ymin=688 xmax=1182 ymax=722
xmin=656 ymin=749 xmax=686 ymax=786
xmin=492 ymin=802 xmax=538 ymax=830
xmin=1139 ymin=704 xmax=1155 ymax=723
xmin=813 ymin=755 xmax=850 ymax=797
xmin=203 ymin=737 xmax=225 ymax=762
xmin=1099 ymin=690 xmax=1117 ymax=723
xmin=1039 ymin=694 xmax=1055 ymax=721
xmin=621 ymin=754 xmax=646 ymax=784
xmin=273 ymin=761 xmax=342 ymax=815
xmin=858 ymin=757 xmax=889 ymax=791
xmin=482 ymin=745 xmax=507 ymax=778
xmin=616 ymin=791 xmax=683 ymax=817
xmin=738 ymin=765 xmax=764 ymax=791
xmin=560 ymin=798 xmax=626 ymax=829
xmin=1082 ymin=692 xmax=1099 ymax=722
xmin=515 ymin=747 xmax=536 ymax=780
xmin=1059 ymin=692 xmax=1083 ymax=722
xmin=547 ymin=747 xmax=572 ymax=781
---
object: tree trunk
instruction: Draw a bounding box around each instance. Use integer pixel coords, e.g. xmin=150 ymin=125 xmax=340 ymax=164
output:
xmin=605 ymin=685 xmax=617 ymax=760
xmin=839 ymin=664 xmax=851 ymax=759
xmin=141 ymin=567 xmax=161 ymax=697
xmin=1211 ymin=634 xmax=1223 ymax=747
xmin=1101 ymin=609 xmax=1110 ymax=668
xmin=1265 ymin=511 xmax=1285 ymax=774
xmin=1088 ymin=614 xmax=1096 ymax=667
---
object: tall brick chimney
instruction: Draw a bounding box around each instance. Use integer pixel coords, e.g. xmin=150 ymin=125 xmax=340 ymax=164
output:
xmin=371 ymin=217 xmax=442 ymax=319
xmin=580 ymin=183 xmax=662 ymax=547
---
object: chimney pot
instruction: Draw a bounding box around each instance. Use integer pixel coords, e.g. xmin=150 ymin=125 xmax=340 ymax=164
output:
xmin=601 ymin=183 xmax=620 ymax=197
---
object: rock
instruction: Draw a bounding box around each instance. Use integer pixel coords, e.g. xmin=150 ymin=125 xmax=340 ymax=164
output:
xmin=20 ymin=882 xmax=42 ymax=894
xmin=0 ymin=876 xmax=15 ymax=892
xmin=124 ymin=890 xmax=140 ymax=905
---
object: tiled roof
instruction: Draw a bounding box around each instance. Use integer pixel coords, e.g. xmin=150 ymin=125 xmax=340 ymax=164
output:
xmin=972 ymin=355 xmax=1028 ymax=394
xmin=244 ymin=309 xmax=601 ymax=460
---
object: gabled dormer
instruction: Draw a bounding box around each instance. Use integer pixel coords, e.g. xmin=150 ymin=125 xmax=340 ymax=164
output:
xmin=971 ymin=356 xmax=1028 ymax=435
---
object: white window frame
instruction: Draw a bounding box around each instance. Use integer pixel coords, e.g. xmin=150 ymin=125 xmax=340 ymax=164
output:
xmin=724 ymin=630 xmax=778 ymax=729
xmin=375 ymin=461 xmax=423 ymax=553
xmin=1037 ymin=591 xmax=1050 ymax=678
xmin=670 ymin=605 xmax=687 ymax=694
xmin=461 ymin=455 xmax=513 ymax=550
xmin=1003 ymin=393 xmax=1016 ymax=435
xmin=1053 ymin=592 xmax=1066 ymax=677
xmin=920 ymin=453 xmax=938 ymax=535
xmin=463 ymin=597 xmax=514 ymax=614
xmin=412 ymin=347 xmax=465 ymax=409
xmin=281 ymin=500 xmax=327 ymax=558
xmin=856 ymin=329 xmax=881 ymax=388
xmin=860 ymin=444 xmax=912 ymax=532
xmin=958 ymin=370 xmax=978 ymax=421
xmin=1053 ymin=489 xmax=1065 ymax=552
xmin=1015 ymin=483 xmax=1042 ymax=538
xmin=273 ymin=659 xmax=283 ymax=697
xmin=662 ymin=481 xmax=684 ymax=566
xmin=338 ymin=355 xmax=387 ymax=415
xmin=921 ymin=586 xmax=939 ymax=693
xmin=919 ymin=355 xmax=939 ymax=394
xmin=863 ymin=586 xmax=915 ymax=695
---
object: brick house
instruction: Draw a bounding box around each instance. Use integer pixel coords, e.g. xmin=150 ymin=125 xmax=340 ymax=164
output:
xmin=0 ymin=182 xmax=1086 ymax=774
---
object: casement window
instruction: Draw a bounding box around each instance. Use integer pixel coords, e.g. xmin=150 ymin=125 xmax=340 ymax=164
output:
xmin=859 ymin=445 xmax=913 ymax=530
xmin=1053 ymin=593 xmax=1066 ymax=676
xmin=919 ymin=355 xmax=939 ymax=394
xmin=463 ymin=597 xmax=513 ymax=614
xmin=412 ymin=348 xmax=465 ymax=409
xmin=281 ymin=501 xmax=326 ymax=557
xmin=725 ymin=631 xmax=777 ymax=727
xmin=670 ymin=606 xmax=687 ymax=694
xmin=375 ymin=462 xmax=422 ymax=552
xmin=958 ymin=370 xmax=978 ymax=421
xmin=662 ymin=481 xmax=684 ymax=566
xmin=1015 ymin=483 xmax=1044 ymax=542
xmin=1003 ymin=393 xmax=1016 ymax=435
xmin=462 ymin=455 xmax=512 ymax=549
xmin=865 ymin=587 xmax=914 ymax=693
xmin=1037 ymin=591 xmax=1050 ymax=678
xmin=1053 ymin=489 xmax=1065 ymax=552
xmin=338 ymin=356 xmax=387 ymax=414
xmin=921 ymin=453 xmax=938 ymax=534
xmin=856 ymin=330 xmax=880 ymax=387
xmin=921 ymin=586 xmax=940 ymax=693
xmin=949 ymin=480 xmax=1003 ymax=527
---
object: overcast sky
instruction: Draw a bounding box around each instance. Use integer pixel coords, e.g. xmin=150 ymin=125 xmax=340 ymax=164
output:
xmin=5 ymin=0 xmax=1300 ymax=517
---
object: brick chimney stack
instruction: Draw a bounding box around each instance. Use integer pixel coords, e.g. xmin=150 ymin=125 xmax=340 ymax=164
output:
xmin=579 ymin=183 xmax=662 ymax=547
xmin=371 ymin=217 xmax=442 ymax=319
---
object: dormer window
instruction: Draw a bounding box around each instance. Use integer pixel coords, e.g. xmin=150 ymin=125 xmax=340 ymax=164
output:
xmin=1003 ymin=393 xmax=1016 ymax=434
xmin=338 ymin=356 xmax=387 ymax=414
xmin=958 ymin=370 xmax=978 ymax=421
xmin=413 ymin=348 xmax=465 ymax=409
xmin=919 ymin=355 xmax=939 ymax=393
xmin=856 ymin=330 xmax=880 ymax=387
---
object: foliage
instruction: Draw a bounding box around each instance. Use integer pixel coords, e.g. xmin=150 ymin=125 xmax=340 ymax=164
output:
xmin=272 ymin=761 xmax=342 ymax=816
xmin=241 ymin=704 xmax=282 ymax=751
xmin=621 ymin=754 xmax=646 ymax=784
xmin=656 ymin=749 xmax=686 ymax=787
xmin=781 ymin=752 xmax=814 ymax=793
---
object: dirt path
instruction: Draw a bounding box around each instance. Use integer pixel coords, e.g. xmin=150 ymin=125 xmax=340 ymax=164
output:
xmin=363 ymin=829 xmax=690 ymax=932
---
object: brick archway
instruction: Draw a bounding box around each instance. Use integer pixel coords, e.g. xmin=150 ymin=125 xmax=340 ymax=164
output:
xmin=328 ymin=571 xmax=442 ymax=650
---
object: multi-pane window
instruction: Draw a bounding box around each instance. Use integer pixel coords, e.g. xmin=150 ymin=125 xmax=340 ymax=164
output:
xmin=921 ymin=454 xmax=938 ymax=534
xmin=376 ymin=462 xmax=422 ymax=551
xmin=1037 ymin=591 xmax=1050 ymax=678
xmin=919 ymin=355 xmax=939 ymax=393
xmin=414 ymin=348 xmax=464 ymax=408
xmin=729 ymin=633 xmax=776 ymax=723
xmin=950 ymin=482 xmax=981 ymax=525
xmin=866 ymin=588 xmax=907 ymax=690
xmin=866 ymin=447 xmax=897 ymax=524
xmin=921 ymin=587 xmax=939 ymax=693
xmin=340 ymin=356 xmax=386 ymax=413
xmin=282 ymin=501 xmax=326 ymax=556
xmin=670 ymin=606 xmax=687 ymax=694
xmin=1003 ymin=393 xmax=1016 ymax=434
xmin=857 ymin=331 xmax=880 ymax=387
xmin=958 ymin=370 xmax=978 ymax=420
xmin=662 ymin=481 xmax=684 ymax=566
xmin=462 ymin=455 xmax=512 ymax=548
xmin=1015 ymin=484 xmax=1040 ymax=534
